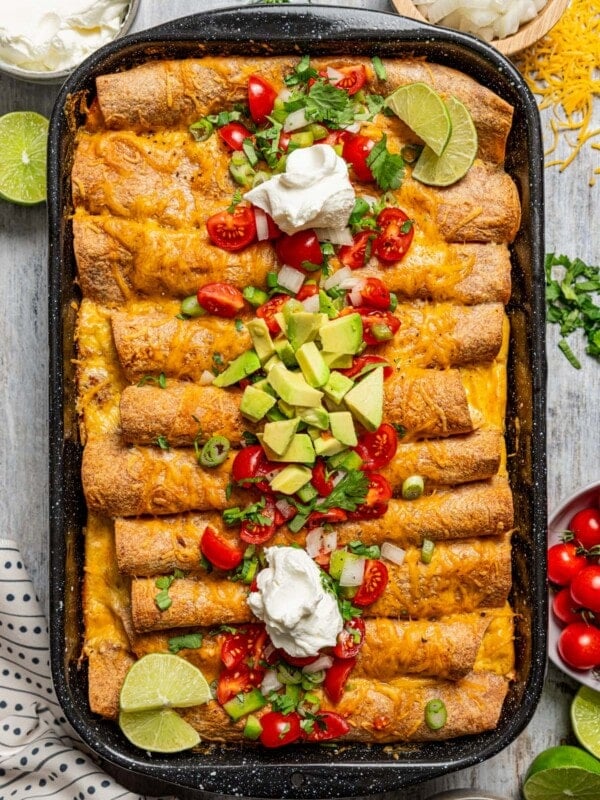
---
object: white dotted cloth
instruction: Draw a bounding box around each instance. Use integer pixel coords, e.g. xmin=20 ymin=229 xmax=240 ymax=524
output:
xmin=0 ymin=540 xmax=172 ymax=800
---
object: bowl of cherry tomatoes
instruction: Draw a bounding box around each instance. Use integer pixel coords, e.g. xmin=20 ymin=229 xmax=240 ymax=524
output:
xmin=548 ymin=480 xmax=600 ymax=686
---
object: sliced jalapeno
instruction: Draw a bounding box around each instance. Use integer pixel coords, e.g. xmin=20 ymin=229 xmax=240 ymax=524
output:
xmin=402 ymin=474 xmax=424 ymax=500
xmin=425 ymin=698 xmax=447 ymax=730
xmin=189 ymin=118 xmax=214 ymax=142
xmin=199 ymin=435 xmax=230 ymax=468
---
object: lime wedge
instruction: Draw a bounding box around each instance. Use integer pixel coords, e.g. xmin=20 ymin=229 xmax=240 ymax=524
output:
xmin=119 ymin=708 xmax=200 ymax=753
xmin=523 ymin=745 xmax=600 ymax=800
xmin=411 ymin=96 xmax=477 ymax=187
xmin=0 ymin=111 xmax=48 ymax=205
xmin=385 ymin=82 xmax=451 ymax=157
xmin=119 ymin=653 xmax=212 ymax=712
xmin=572 ymin=686 xmax=600 ymax=759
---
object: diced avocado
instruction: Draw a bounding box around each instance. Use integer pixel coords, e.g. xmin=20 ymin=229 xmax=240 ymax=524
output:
xmin=314 ymin=434 xmax=346 ymax=457
xmin=287 ymin=312 xmax=327 ymax=351
xmin=269 ymin=464 xmax=312 ymax=494
xmin=262 ymin=417 xmax=300 ymax=456
xmin=252 ymin=378 xmax=276 ymax=397
xmin=319 ymin=313 xmax=363 ymax=355
xmin=223 ymin=688 xmax=266 ymax=721
xmin=274 ymin=311 xmax=287 ymax=336
xmin=344 ymin=367 xmax=384 ymax=432
xmin=260 ymin=433 xmax=316 ymax=464
xmin=329 ymin=411 xmax=358 ymax=446
xmin=282 ymin=298 xmax=304 ymax=323
xmin=328 ymin=449 xmax=363 ymax=471
xmin=307 ymin=426 xmax=321 ymax=440
xmin=322 ymin=351 xmax=353 ymax=369
xmin=247 ymin=318 xmax=275 ymax=364
xmin=263 ymin=354 xmax=282 ymax=373
xmin=297 ymin=482 xmax=319 ymax=503
xmin=296 ymin=342 xmax=330 ymax=388
xmin=267 ymin=363 xmax=323 ymax=408
xmin=212 ymin=350 xmax=261 ymax=388
xmin=298 ymin=406 xmax=330 ymax=430
xmin=266 ymin=406 xmax=287 ymax=422
xmin=277 ymin=398 xmax=296 ymax=419
xmin=319 ymin=289 xmax=341 ymax=320
xmin=240 ymin=385 xmax=277 ymax=422
xmin=274 ymin=338 xmax=298 ymax=368
xmin=324 ymin=396 xmax=346 ymax=413
xmin=243 ymin=714 xmax=263 ymax=741
xmin=323 ymin=371 xmax=355 ymax=405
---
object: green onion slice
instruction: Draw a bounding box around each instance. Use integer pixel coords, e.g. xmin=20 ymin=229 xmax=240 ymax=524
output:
xmin=402 ymin=474 xmax=424 ymax=500
xmin=425 ymin=698 xmax=447 ymax=730
xmin=421 ymin=538 xmax=435 ymax=564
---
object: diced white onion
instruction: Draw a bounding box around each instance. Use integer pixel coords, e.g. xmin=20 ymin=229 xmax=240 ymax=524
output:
xmin=278 ymin=265 xmax=306 ymax=294
xmin=413 ymin=0 xmax=548 ymax=40
xmin=349 ymin=283 xmax=365 ymax=307
xmin=340 ymin=122 xmax=361 ymax=134
xmin=199 ymin=370 xmax=215 ymax=385
xmin=254 ymin=206 xmax=270 ymax=242
xmin=330 ymin=470 xmax=345 ymax=488
xmin=315 ymin=226 xmax=354 ymax=246
xmin=261 ymin=669 xmax=283 ymax=694
xmin=338 ymin=275 xmax=363 ymax=291
xmin=305 ymin=527 xmax=338 ymax=559
xmin=302 ymin=654 xmax=334 ymax=674
xmin=326 ymin=66 xmax=345 ymax=83
xmin=302 ymin=294 xmax=321 ymax=313
xmin=323 ymin=266 xmax=353 ymax=290
xmin=339 ymin=556 xmax=366 ymax=587
xmin=276 ymin=497 xmax=296 ymax=519
xmin=277 ymin=88 xmax=292 ymax=102
xmin=359 ymin=194 xmax=378 ymax=207
xmin=381 ymin=541 xmax=407 ymax=566
xmin=283 ymin=107 xmax=310 ymax=132
xmin=323 ymin=531 xmax=338 ymax=552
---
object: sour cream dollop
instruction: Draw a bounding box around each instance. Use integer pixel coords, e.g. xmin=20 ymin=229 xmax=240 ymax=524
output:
xmin=247 ymin=546 xmax=343 ymax=658
xmin=245 ymin=144 xmax=355 ymax=236
xmin=0 ymin=0 xmax=130 ymax=73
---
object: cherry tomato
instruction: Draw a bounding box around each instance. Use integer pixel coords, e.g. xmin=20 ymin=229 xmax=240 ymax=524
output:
xmin=201 ymin=526 xmax=244 ymax=571
xmin=347 ymin=473 xmax=392 ymax=521
xmin=570 ymin=565 xmax=600 ymax=612
xmin=355 ymin=423 xmax=398 ymax=470
xmin=333 ymin=617 xmax=366 ymax=659
xmin=338 ymin=231 xmax=375 ymax=270
xmin=304 ymin=711 xmax=350 ymax=742
xmin=353 ymin=559 xmax=389 ymax=607
xmin=342 ymin=134 xmax=375 ymax=182
xmin=358 ymin=309 xmax=401 ymax=345
xmin=277 ymin=651 xmax=320 ymax=668
xmin=340 ymin=355 xmax=394 ymax=382
xmin=569 ymin=508 xmax=600 ymax=550
xmin=232 ymin=445 xmax=279 ymax=493
xmin=207 ymin=206 xmax=257 ymax=252
xmin=307 ymin=508 xmax=348 ymax=527
xmin=373 ymin=208 xmax=414 ymax=263
xmin=553 ymin=587 xmax=582 ymax=627
xmin=333 ymin=65 xmax=367 ymax=96
xmin=259 ymin=711 xmax=303 ymax=748
xmin=240 ymin=496 xmax=278 ymax=545
xmin=248 ymin=74 xmax=277 ymax=125
xmin=216 ymin=665 xmax=264 ymax=704
xmin=547 ymin=542 xmax=587 ymax=586
xmin=218 ymin=121 xmax=253 ymax=151
xmin=221 ymin=624 xmax=267 ymax=670
xmin=323 ymin=657 xmax=356 ymax=704
xmin=311 ymin=459 xmax=334 ymax=497
xmin=323 ymin=129 xmax=350 ymax=148
xmin=296 ymin=283 xmax=319 ymax=301
xmin=275 ymin=230 xmax=322 ymax=271
xmin=278 ymin=131 xmax=291 ymax=151
xmin=558 ymin=622 xmax=600 ymax=670
xmin=351 ymin=277 xmax=390 ymax=311
xmin=256 ymin=294 xmax=289 ymax=335
xmin=197 ymin=282 xmax=245 ymax=318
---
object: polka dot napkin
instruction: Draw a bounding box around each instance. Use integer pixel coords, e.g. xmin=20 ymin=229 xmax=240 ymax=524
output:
xmin=0 ymin=540 xmax=173 ymax=800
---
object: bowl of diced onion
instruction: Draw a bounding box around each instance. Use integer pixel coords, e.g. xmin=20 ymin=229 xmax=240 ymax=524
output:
xmin=391 ymin=0 xmax=570 ymax=55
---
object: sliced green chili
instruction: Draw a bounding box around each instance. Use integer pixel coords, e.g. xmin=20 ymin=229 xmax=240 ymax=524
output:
xmin=421 ymin=538 xmax=435 ymax=564
xmin=199 ymin=435 xmax=230 ymax=467
xmin=189 ymin=118 xmax=214 ymax=142
xmin=180 ymin=294 xmax=206 ymax=318
xmin=402 ymin=474 xmax=424 ymax=500
xmin=425 ymin=698 xmax=447 ymax=730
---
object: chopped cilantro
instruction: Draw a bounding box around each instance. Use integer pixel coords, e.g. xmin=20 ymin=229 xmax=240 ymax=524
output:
xmin=235 ymin=318 xmax=245 ymax=332
xmin=348 ymin=540 xmax=381 ymax=559
xmin=366 ymin=134 xmax=404 ymax=191
xmin=155 ymin=434 xmax=169 ymax=450
xmin=284 ymin=55 xmax=318 ymax=87
xmin=371 ymin=56 xmax=387 ymax=81
xmin=137 ymin=373 xmax=167 ymax=389
xmin=168 ymin=633 xmax=203 ymax=653
xmin=227 ymin=190 xmax=243 ymax=213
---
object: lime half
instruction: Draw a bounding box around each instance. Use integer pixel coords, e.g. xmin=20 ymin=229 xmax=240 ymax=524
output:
xmin=385 ymin=82 xmax=451 ymax=157
xmin=119 ymin=708 xmax=200 ymax=753
xmin=0 ymin=111 xmax=48 ymax=205
xmin=572 ymin=686 xmax=600 ymax=759
xmin=119 ymin=653 xmax=212 ymax=713
xmin=412 ymin=96 xmax=478 ymax=187
xmin=523 ymin=745 xmax=600 ymax=800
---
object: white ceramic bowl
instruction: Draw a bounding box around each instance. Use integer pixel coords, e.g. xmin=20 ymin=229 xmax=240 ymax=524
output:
xmin=548 ymin=480 xmax=600 ymax=688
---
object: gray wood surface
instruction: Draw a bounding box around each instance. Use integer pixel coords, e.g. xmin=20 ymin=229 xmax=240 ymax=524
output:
xmin=0 ymin=0 xmax=598 ymax=797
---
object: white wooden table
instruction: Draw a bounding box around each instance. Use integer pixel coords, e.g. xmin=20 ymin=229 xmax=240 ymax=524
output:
xmin=1 ymin=1 xmax=597 ymax=797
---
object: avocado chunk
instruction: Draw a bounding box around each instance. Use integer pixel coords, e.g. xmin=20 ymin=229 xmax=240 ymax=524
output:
xmin=274 ymin=338 xmax=298 ymax=368
xmin=314 ymin=434 xmax=346 ymax=457
xmin=262 ymin=417 xmax=300 ymax=456
xmin=267 ymin=363 xmax=323 ymax=407
xmin=319 ymin=313 xmax=363 ymax=355
xmin=240 ymin=385 xmax=277 ymax=422
xmin=322 ymin=351 xmax=353 ymax=369
xmin=344 ymin=367 xmax=384 ymax=432
xmin=213 ymin=350 xmax=261 ymax=388
xmin=269 ymin=464 xmax=312 ymax=494
xmin=323 ymin=371 xmax=354 ymax=405
xmin=298 ymin=406 xmax=330 ymax=430
xmin=319 ymin=289 xmax=342 ymax=320
xmin=287 ymin=312 xmax=327 ymax=351
xmin=328 ymin=449 xmax=364 ymax=471
xmin=263 ymin=354 xmax=283 ymax=373
xmin=243 ymin=714 xmax=263 ymax=741
xmin=277 ymin=398 xmax=296 ymax=419
xmin=297 ymin=482 xmax=319 ymax=503
xmin=296 ymin=342 xmax=330 ymax=388
xmin=329 ymin=411 xmax=358 ymax=446
xmin=252 ymin=378 xmax=276 ymax=397
xmin=246 ymin=319 xmax=275 ymax=364
xmin=260 ymin=433 xmax=316 ymax=464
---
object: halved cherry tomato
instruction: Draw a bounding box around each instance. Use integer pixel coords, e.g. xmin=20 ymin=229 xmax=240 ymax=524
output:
xmin=216 ymin=665 xmax=264 ymax=704
xmin=296 ymin=283 xmax=319 ymax=301
xmin=323 ymin=129 xmax=350 ymax=147
xmin=570 ymin=565 xmax=600 ymax=612
xmin=248 ymin=74 xmax=277 ymax=125
xmin=240 ymin=496 xmax=278 ymax=545
xmin=340 ymin=355 xmax=394 ymax=382
xmin=373 ymin=208 xmax=414 ymax=263
xmin=304 ymin=711 xmax=350 ymax=742
xmin=207 ymin=206 xmax=257 ymax=252
xmin=350 ymin=277 xmax=390 ymax=310
xmin=218 ymin=121 xmax=253 ymax=151
xmin=342 ymin=135 xmax=375 ymax=182
xmin=311 ymin=459 xmax=334 ymax=497
xmin=277 ymin=651 xmax=320 ymax=668
xmin=307 ymin=508 xmax=348 ymax=527
xmin=569 ymin=508 xmax=600 ymax=550
xmin=197 ymin=282 xmax=245 ymax=318
xmin=259 ymin=711 xmax=303 ymax=748
xmin=275 ymin=230 xmax=322 ymax=271
xmin=353 ymin=559 xmax=389 ymax=607
xmin=338 ymin=231 xmax=375 ymax=270
xmin=553 ymin=587 xmax=583 ymax=627
xmin=358 ymin=309 xmax=401 ymax=345
xmin=558 ymin=622 xmax=600 ymax=671
xmin=348 ymin=473 xmax=392 ymax=521
xmin=221 ymin=624 xmax=267 ymax=670
xmin=278 ymin=131 xmax=291 ymax=152
xmin=201 ymin=526 xmax=244 ymax=571
xmin=232 ymin=445 xmax=279 ymax=493
xmin=323 ymin=657 xmax=356 ymax=704
xmin=547 ymin=541 xmax=587 ymax=586
xmin=333 ymin=65 xmax=367 ymax=96
xmin=333 ymin=617 xmax=366 ymax=659
xmin=256 ymin=294 xmax=289 ymax=335
xmin=354 ymin=423 xmax=398 ymax=470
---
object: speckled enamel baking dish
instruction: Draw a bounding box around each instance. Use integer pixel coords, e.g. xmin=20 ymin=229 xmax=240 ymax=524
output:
xmin=47 ymin=4 xmax=547 ymax=797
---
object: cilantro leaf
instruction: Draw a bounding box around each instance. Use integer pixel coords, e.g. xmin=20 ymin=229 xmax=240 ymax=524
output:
xmin=366 ymin=134 xmax=405 ymax=191
xmin=305 ymin=81 xmax=355 ymax=127
xmin=284 ymin=55 xmax=318 ymax=87
xmin=168 ymin=633 xmax=203 ymax=653
xmin=314 ymin=470 xmax=369 ymax=513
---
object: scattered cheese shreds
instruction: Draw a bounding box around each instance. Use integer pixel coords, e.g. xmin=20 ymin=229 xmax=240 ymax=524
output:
xmin=515 ymin=0 xmax=600 ymax=184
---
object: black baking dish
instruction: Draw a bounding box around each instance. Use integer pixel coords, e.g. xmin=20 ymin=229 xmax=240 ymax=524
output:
xmin=48 ymin=4 xmax=547 ymax=797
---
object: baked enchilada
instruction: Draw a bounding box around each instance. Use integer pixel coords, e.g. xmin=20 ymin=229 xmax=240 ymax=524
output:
xmin=74 ymin=55 xmax=518 ymax=748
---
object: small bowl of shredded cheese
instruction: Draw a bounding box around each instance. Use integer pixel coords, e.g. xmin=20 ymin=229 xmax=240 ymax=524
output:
xmin=392 ymin=0 xmax=570 ymax=55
